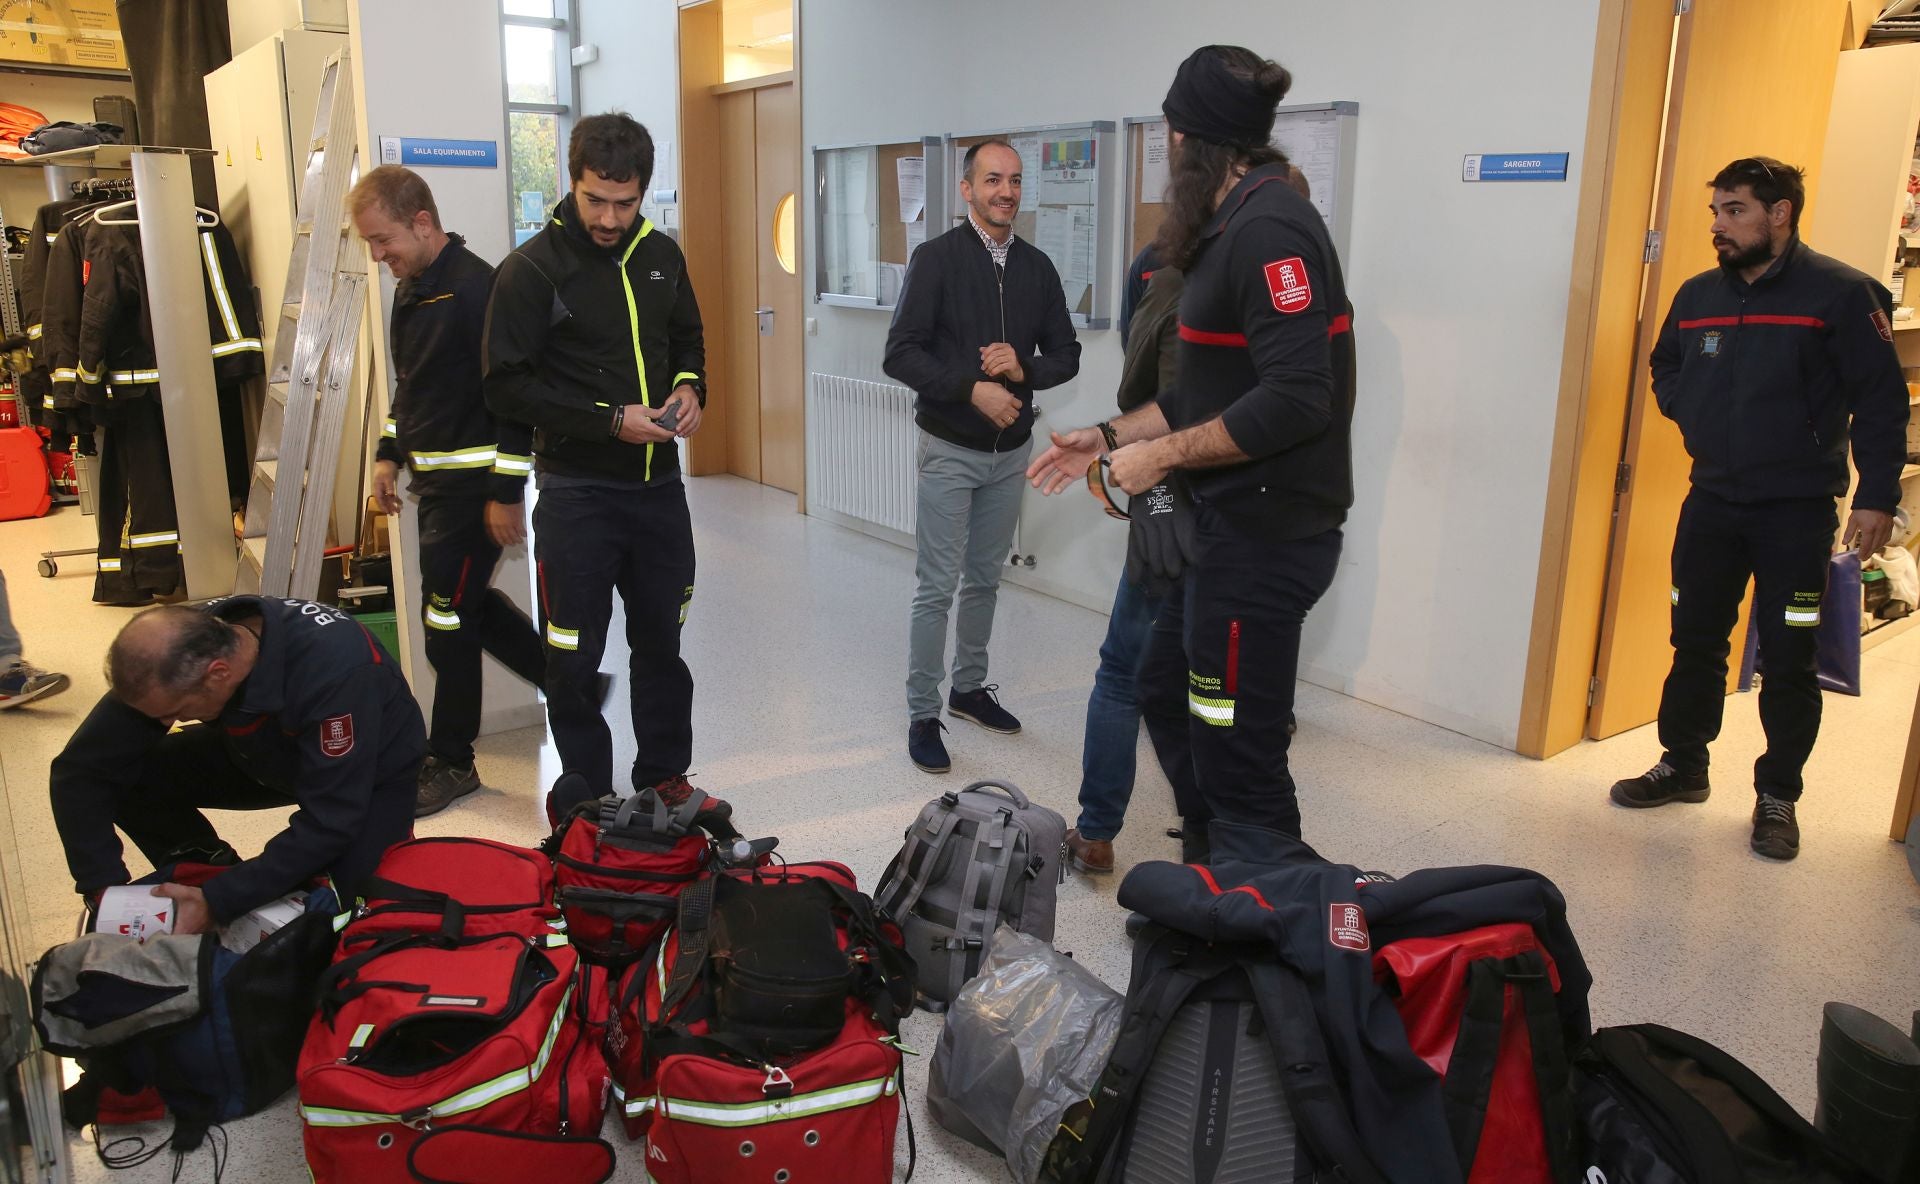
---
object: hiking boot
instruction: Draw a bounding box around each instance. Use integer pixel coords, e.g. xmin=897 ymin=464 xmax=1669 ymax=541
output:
xmin=1751 ymin=794 xmax=1800 ymax=861
xmin=1066 ymin=828 xmax=1114 ymax=874
xmin=649 ymin=773 xmax=731 ymax=823
xmin=415 ymin=755 xmax=481 ymax=818
xmin=1609 ymin=760 xmax=1710 ymax=808
xmin=0 ymin=661 xmax=69 ymax=708
xmin=948 ymin=684 xmax=1021 ymax=734
xmin=908 ymin=718 xmax=950 ymax=773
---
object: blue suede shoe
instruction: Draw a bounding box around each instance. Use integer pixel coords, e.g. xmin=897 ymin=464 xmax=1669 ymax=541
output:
xmin=908 ymin=718 xmax=950 ymax=773
xmin=947 ymin=685 xmax=1021 ymax=735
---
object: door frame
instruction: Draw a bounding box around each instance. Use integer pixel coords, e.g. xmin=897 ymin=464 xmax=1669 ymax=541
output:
xmin=675 ymin=0 xmax=807 ymax=510
xmin=1516 ymin=0 xmax=1676 ymax=759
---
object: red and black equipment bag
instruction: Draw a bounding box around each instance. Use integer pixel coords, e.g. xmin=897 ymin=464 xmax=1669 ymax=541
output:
xmin=342 ymin=837 xmax=562 ymax=947
xmin=1372 ymin=921 xmax=1581 ymax=1184
xmin=543 ymin=786 xmax=738 ymax=966
xmin=608 ymin=861 xmax=916 ymax=1155
xmin=297 ymin=929 xmax=612 ymax=1182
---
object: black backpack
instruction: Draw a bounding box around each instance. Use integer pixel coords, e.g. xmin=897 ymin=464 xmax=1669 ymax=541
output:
xmin=1038 ymin=920 xmax=1388 ymax=1184
xmin=1576 ymin=1024 xmax=1876 ymax=1183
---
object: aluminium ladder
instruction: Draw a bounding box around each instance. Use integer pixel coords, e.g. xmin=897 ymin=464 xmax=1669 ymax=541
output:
xmin=237 ymin=48 xmax=366 ymax=598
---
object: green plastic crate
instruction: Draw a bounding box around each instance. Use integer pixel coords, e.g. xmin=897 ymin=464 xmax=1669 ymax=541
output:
xmin=352 ymin=611 xmax=400 ymax=659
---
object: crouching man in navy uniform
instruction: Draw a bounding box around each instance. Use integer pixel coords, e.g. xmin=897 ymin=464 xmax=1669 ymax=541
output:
xmin=49 ymin=599 xmax=427 ymax=932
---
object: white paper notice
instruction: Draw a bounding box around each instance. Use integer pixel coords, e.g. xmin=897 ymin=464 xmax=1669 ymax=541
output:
xmin=896 ymin=156 xmax=925 ymax=223
xmin=906 ymin=219 xmax=927 ymax=255
xmin=1140 ymin=120 xmax=1170 ymax=204
xmin=879 ymin=262 xmax=908 ymax=305
xmin=1012 ymin=134 xmax=1042 ymax=212
xmin=1035 ymin=206 xmax=1071 ymax=280
xmin=1271 ymin=109 xmax=1341 ymax=224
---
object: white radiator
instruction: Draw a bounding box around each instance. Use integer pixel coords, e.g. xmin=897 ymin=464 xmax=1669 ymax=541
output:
xmin=806 ymin=373 xmax=918 ymax=534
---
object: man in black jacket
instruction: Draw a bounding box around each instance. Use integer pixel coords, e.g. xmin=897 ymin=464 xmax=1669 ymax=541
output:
xmin=351 ymin=165 xmax=544 ymax=818
xmin=884 ymin=139 xmax=1081 ymax=773
xmin=1610 ymin=157 xmax=1910 ymax=862
xmin=49 ymin=600 xmax=425 ymax=933
xmin=484 ymin=114 xmax=711 ymax=813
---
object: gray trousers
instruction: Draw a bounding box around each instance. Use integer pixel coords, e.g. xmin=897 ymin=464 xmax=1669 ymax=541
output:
xmin=907 ymin=431 xmax=1032 ymax=719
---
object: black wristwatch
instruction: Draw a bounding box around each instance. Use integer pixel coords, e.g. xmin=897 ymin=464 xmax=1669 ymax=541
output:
xmin=1097 ymin=421 xmax=1119 ymax=453
xmin=681 ymin=378 xmax=709 ymax=408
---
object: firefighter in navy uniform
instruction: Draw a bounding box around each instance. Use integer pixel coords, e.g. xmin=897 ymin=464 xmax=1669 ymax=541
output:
xmin=484 ymin=113 xmax=715 ymax=817
xmin=349 ymin=165 xmax=546 ymax=818
xmin=48 ymin=600 xmax=427 ymax=934
xmin=1610 ymin=157 xmax=1910 ymax=861
xmin=1030 ymin=46 xmax=1355 ymax=855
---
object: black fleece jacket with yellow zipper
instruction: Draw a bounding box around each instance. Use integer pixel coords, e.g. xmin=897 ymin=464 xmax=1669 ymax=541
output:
xmin=482 ymin=197 xmax=705 ymax=484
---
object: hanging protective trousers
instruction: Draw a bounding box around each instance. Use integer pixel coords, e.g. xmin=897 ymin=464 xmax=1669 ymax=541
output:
xmin=92 ymin=397 xmax=181 ymax=602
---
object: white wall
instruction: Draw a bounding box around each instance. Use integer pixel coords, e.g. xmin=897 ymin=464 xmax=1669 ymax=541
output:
xmin=349 ymin=0 xmax=542 ymax=737
xmin=575 ymin=0 xmax=680 ymax=228
xmin=800 ymin=0 xmax=1602 ymax=749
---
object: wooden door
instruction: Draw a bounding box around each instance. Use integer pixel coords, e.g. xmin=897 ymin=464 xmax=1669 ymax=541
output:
xmin=754 ymin=82 xmax=804 ymax=494
xmin=1587 ymin=0 xmax=1850 ymax=738
xmin=718 ymin=89 xmax=762 ymax=483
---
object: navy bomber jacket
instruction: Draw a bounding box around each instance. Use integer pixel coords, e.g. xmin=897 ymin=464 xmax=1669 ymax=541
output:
xmin=883 ymin=221 xmax=1081 ymax=453
xmin=1651 ymin=236 xmax=1910 ymax=511
xmin=50 ymin=596 xmax=425 ymax=922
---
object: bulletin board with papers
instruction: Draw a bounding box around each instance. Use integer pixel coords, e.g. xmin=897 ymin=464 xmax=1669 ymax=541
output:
xmin=813 ymin=137 xmax=941 ymax=309
xmin=944 ymin=122 xmax=1116 ymax=330
xmin=1124 ymin=101 xmax=1358 ymax=265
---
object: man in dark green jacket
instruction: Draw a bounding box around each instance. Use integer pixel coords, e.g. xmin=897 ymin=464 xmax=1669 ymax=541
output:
xmin=483 ymin=113 xmax=710 ymax=815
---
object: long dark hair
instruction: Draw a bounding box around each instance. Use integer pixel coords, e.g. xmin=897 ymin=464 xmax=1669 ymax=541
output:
xmin=1153 ymin=49 xmax=1293 ymax=270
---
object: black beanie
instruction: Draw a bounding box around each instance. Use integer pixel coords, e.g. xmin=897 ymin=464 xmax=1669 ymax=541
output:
xmin=1162 ymin=45 xmax=1279 ymax=150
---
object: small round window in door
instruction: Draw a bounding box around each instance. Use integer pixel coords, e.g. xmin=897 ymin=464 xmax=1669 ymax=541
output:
xmin=773 ymin=192 xmax=797 ymax=274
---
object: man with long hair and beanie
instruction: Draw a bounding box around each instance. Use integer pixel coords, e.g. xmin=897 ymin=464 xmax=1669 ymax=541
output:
xmin=484 ymin=113 xmax=720 ymax=823
xmin=1030 ymin=46 xmax=1355 ymax=858
xmin=1609 ymin=157 xmax=1907 ymax=861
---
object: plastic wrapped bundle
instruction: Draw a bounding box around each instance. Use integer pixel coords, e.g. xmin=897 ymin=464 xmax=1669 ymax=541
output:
xmin=928 ymin=925 xmax=1124 ymax=1183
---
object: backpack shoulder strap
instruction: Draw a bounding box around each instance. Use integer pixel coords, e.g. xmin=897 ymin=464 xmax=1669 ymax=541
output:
xmin=1038 ymin=929 xmax=1227 ymax=1184
xmin=1241 ymin=960 xmax=1392 ymax=1184
xmin=658 ymin=874 xmax=716 ymax=1019
xmin=1439 ymin=950 xmax=1580 ymax=1183
xmin=873 ymin=801 xmax=962 ymax=922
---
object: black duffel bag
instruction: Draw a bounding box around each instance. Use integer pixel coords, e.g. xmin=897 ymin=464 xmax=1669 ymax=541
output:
xmin=1576 ymin=1024 xmax=1874 ymax=1183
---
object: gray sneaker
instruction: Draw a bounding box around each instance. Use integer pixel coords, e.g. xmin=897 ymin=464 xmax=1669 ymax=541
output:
xmin=415 ymin=755 xmax=482 ymax=818
xmin=0 ymin=661 xmax=69 ymax=708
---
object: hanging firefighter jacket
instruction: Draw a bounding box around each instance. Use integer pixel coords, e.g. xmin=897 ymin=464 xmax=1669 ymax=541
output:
xmin=28 ymin=195 xmax=263 ymax=603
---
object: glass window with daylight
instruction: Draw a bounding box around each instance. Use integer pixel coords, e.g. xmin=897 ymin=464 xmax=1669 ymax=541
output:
xmin=502 ymin=0 xmax=575 ymax=245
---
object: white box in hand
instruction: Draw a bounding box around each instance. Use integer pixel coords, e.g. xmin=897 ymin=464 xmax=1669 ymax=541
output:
xmin=93 ymin=886 xmax=177 ymax=942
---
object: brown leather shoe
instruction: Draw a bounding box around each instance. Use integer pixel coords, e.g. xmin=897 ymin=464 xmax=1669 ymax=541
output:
xmin=1065 ymin=828 xmax=1114 ymax=874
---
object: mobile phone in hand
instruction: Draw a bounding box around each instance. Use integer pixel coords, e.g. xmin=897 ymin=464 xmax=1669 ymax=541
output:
xmin=656 ymin=402 xmax=681 ymax=432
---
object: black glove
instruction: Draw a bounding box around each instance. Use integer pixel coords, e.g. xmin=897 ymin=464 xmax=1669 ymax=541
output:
xmin=1123 ymin=478 xmax=1194 ymax=592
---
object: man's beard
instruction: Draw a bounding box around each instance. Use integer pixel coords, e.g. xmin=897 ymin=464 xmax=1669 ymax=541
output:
xmin=1716 ymin=235 xmax=1773 ymax=271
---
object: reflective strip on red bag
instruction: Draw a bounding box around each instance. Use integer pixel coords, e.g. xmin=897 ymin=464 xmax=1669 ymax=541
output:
xmin=299 ymin=983 xmax=575 ymax=1128
xmin=656 ymin=1074 xmax=895 ymax=1127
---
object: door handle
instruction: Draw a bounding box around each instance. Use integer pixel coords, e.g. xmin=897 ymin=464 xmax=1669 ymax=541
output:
xmin=755 ymin=307 xmax=774 ymax=336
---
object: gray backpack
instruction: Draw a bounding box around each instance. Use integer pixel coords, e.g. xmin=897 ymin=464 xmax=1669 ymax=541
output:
xmin=874 ymin=779 xmax=1068 ymax=1007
